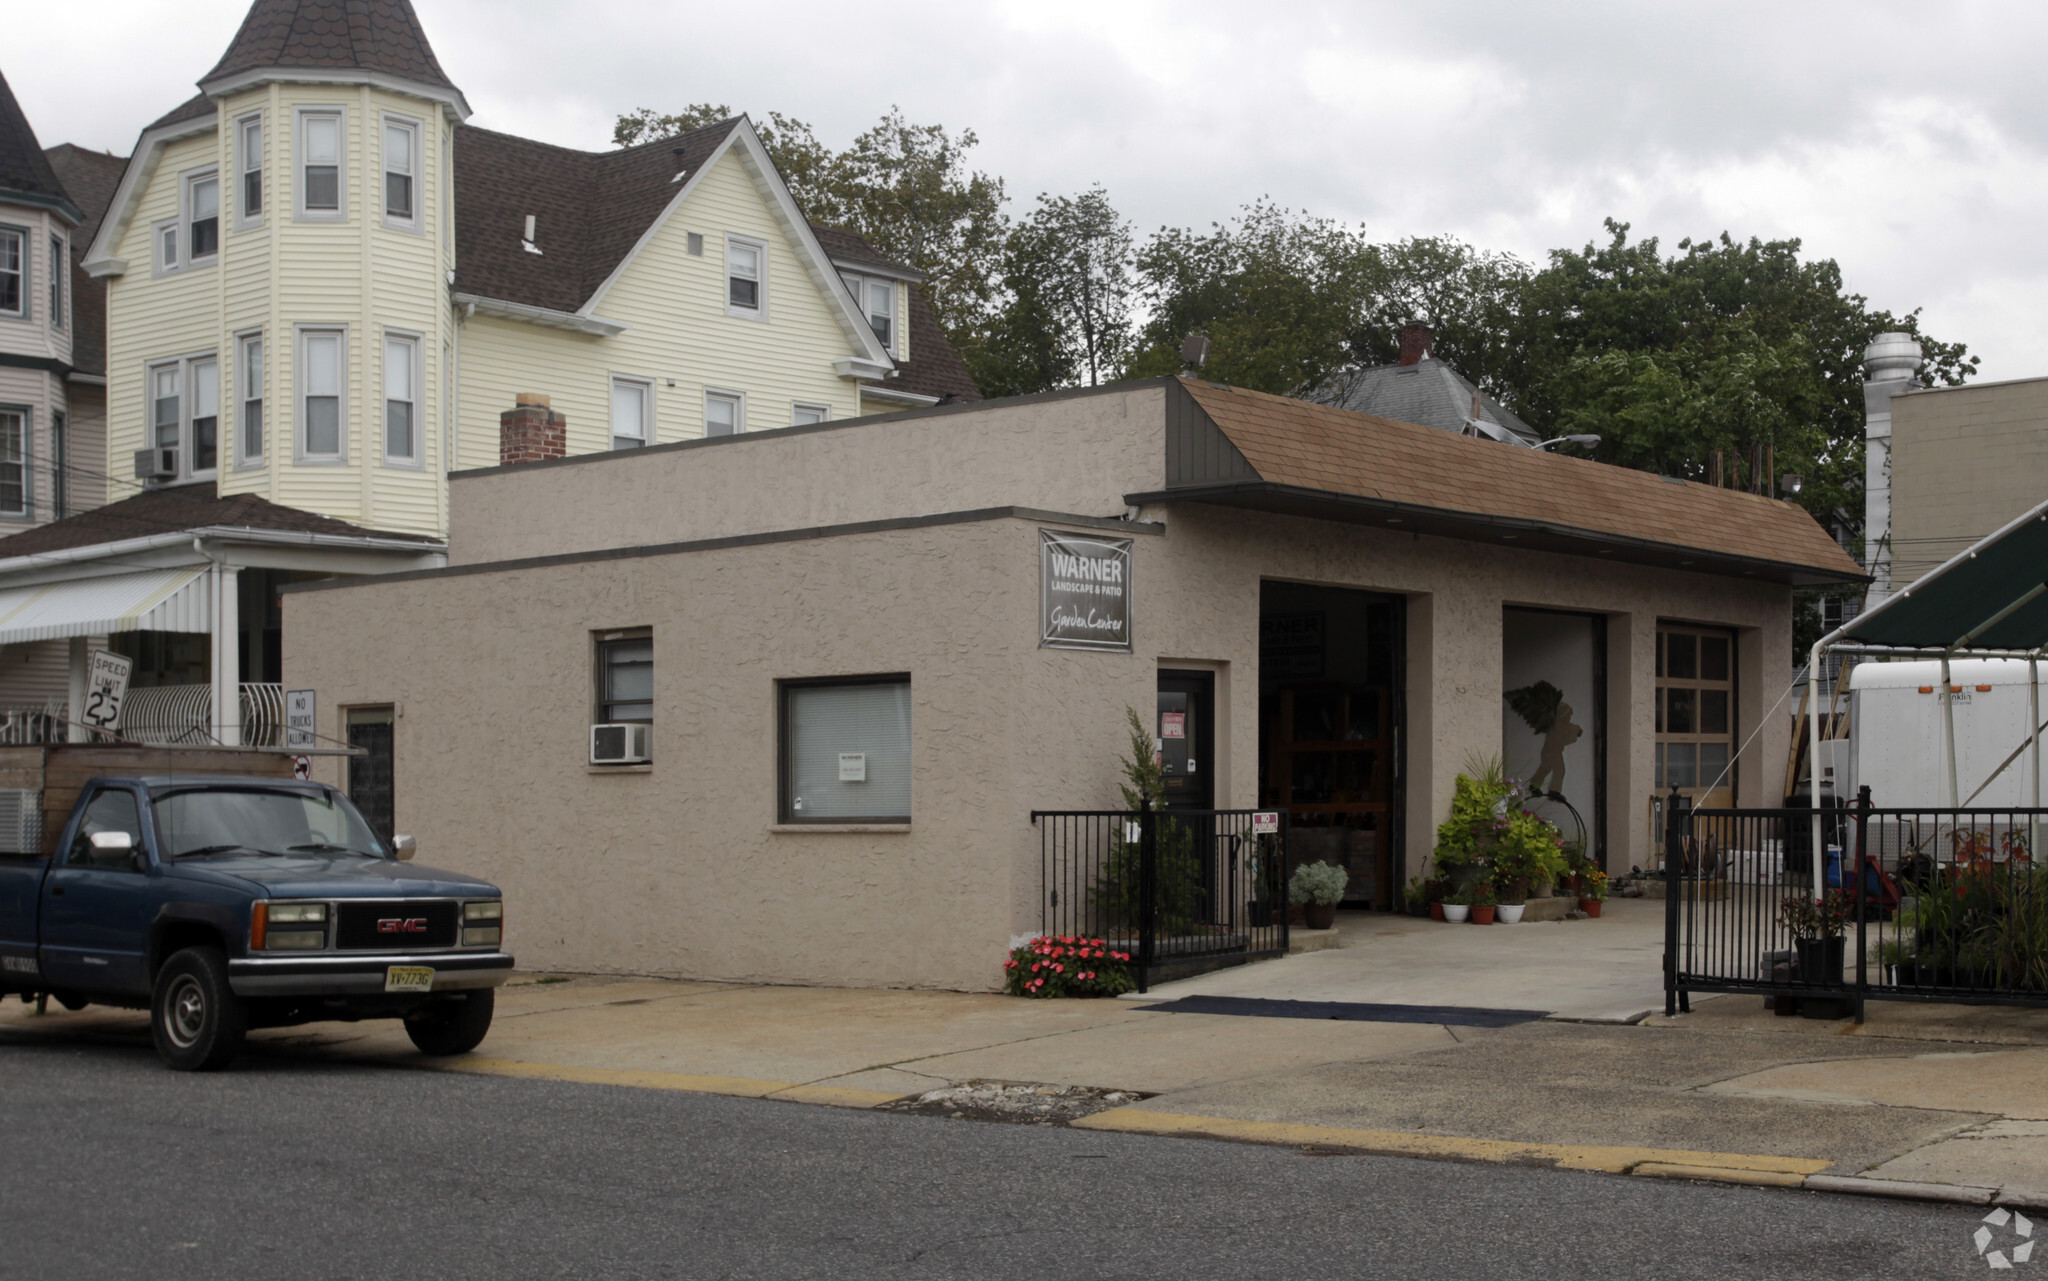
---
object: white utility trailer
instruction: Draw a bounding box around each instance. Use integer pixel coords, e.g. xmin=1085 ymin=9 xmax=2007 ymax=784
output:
xmin=1847 ymin=658 xmax=2047 ymax=808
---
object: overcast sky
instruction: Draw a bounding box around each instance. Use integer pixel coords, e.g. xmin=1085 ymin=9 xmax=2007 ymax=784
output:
xmin=14 ymin=1 xmax=2047 ymax=377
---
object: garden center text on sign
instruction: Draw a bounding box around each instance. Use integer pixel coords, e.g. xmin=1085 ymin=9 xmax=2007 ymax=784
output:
xmin=1039 ymin=529 xmax=1133 ymax=652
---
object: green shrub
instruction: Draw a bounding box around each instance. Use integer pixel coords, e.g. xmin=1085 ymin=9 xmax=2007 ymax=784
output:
xmin=1289 ymin=861 xmax=1348 ymax=906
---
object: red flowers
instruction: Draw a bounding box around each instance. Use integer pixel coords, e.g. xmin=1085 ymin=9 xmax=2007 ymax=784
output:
xmin=1002 ymin=935 xmax=1136 ymax=1000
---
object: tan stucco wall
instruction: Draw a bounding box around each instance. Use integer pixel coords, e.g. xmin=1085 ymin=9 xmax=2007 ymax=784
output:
xmin=1890 ymin=378 xmax=2048 ymax=587
xmin=445 ymin=384 xmax=1169 ymax=564
xmin=287 ymin=497 xmax=1790 ymax=990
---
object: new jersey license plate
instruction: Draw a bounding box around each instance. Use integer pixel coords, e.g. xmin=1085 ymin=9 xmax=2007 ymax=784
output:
xmin=384 ymin=966 xmax=435 ymax=993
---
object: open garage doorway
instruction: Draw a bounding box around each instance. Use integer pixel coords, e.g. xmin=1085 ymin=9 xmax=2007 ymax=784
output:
xmin=1259 ymin=583 xmax=1406 ymax=909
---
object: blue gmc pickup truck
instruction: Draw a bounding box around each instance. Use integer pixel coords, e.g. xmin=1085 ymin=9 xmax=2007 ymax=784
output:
xmin=0 ymin=774 xmax=513 ymax=1070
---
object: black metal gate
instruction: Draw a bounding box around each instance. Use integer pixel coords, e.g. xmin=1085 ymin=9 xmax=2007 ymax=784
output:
xmin=1664 ymin=786 xmax=2048 ymax=1018
xmin=1031 ymin=803 xmax=1288 ymax=990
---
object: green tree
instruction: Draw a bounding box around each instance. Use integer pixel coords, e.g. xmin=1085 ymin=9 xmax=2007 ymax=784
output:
xmin=968 ymin=187 xmax=1135 ymax=397
xmin=612 ymin=104 xmax=836 ymax=211
xmin=1343 ymin=235 xmax=1534 ymax=400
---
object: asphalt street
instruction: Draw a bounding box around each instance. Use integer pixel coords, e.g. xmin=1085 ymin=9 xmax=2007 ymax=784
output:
xmin=0 ymin=1035 xmax=1997 ymax=1280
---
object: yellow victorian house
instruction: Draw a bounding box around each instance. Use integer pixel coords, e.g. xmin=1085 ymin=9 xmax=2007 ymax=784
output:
xmin=0 ymin=0 xmax=976 ymax=776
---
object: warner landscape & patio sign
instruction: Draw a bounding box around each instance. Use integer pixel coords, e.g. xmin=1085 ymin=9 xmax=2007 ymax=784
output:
xmin=1039 ymin=529 xmax=1133 ymax=652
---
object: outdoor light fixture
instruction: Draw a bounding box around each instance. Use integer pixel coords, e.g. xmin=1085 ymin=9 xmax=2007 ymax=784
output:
xmin=1780 ymin=473 xmax=1805 ymax=496
xmin=1532 ymin=434 xmax=1601 ymax=451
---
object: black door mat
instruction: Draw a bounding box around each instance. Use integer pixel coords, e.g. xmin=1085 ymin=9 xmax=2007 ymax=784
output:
xmin=1137 ymin=995 xmax=1550 ymax=1028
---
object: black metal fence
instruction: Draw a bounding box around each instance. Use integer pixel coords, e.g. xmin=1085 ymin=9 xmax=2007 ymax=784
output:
xmin=1030 ymin=804 xmax=1289 ymax=990
xmin=1664 ymin=786 xmax=2048 ymax=1019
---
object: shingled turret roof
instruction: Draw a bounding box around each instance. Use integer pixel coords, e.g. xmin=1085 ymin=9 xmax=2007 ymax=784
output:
xmin=201 ymin=0 xmax=459 ymax=95
xmin=0 ymin=69 xmax=82 ymax=224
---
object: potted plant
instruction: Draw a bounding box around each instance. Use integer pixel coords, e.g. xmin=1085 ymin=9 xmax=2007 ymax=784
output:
xmin=1578 ymin=866 xmax=1609 ymax=918
xmin=1780 ymin=892 xmax=1851 ymax=986
xmin=1403 ymin=877 xmax=1429 ymax=919
xmin=1442 ymin=887 xmax=1471 ymax=924
xmin=1470 ymin=882 xmax=1498 ymax=926
xmin=1425 ymin=876 xmax=1449 ymax=921
xmin=1290 ymin=861 xmax=1348 ymax=930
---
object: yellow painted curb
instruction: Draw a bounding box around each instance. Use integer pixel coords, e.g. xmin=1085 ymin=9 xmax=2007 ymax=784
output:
xmin=766 ymin=1084 xmax=912 ymax=1109
xmin=1070 ymin=1109 xmax=1831 ymax=1177
xmin=439 ymin=1057 xmax=796 ymax=1098
xmin=1633 ymin=1162 xmax=1809 ymax=1188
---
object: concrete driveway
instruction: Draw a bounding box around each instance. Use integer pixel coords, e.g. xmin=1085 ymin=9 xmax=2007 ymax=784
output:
xmin=1135 ymin=897 xmax=1668 ymax=1022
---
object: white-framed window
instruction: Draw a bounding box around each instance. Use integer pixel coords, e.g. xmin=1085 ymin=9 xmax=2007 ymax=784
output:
xmin=0 ymin=407 xmax=26 ymax=517
xmin=792 ymin=404 xmax=830 ymax=426
xmin=383 ymin=332 xmax=421 ymax=464
xmin=186 ymin=169 xmax=220 ymax=261
xmin=0 ymin=226 xmax=24 ymax=317
xmin=779 ymin=675 xmax=912 ymax=823
xmin=143 ymin=354 xmax=219 ymax=480
xmin=237 ymin=113 xmax=264 ymax=226
xmin=704 ymin=389 xmax=743 ymax=438
xmin=381 ymin=114 xmax=420 ymax=230
xmin=610 ymin=376 xmax=652 ymax=450
xmin=154 ymin=219 xmax=178 ymax=274
xmin=296 ymin=108 xmax=345 ymax=219
xmin=725 ymin=235 xmax=764 ymax=319
xmin=47 ymin=235 xmax=62 ymax=331
xmin=238 ymin=332 xmax=264 ymax=465
xmin=49 ymin=410 xmax=64 ymax=519
xmin=297 ymin=326 xmax=346 ymax=461
xmin=596 ymin=630 xmax=653 ymax=726
xmin=190 ymin=356 xmax=219 ymax=473
xmin=842 ymin=273 xmax=896 ymax=351
xmin=686 ymin=232 xmax=704 ymax=257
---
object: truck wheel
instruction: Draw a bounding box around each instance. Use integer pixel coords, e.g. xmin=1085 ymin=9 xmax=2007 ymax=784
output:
xmin=151 ymin=947 xmax=247 ymax=1071
xmin=404 ymin=990 xmax=494 ymax=1056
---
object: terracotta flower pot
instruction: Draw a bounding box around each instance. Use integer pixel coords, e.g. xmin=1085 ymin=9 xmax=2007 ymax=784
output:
xmin=1430 ymin=902 xmax=1446 ymax=921
xmin=1304 ymin=903 xmax=1337 ymax=930
xmin=1471 ymin=905 xmax=1496 ymax=925
xmin=1579 ymin=898 xmax=1603 ymax=918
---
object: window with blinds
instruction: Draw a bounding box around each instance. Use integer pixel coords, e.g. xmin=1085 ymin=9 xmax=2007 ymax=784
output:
xmin=781 ymin=677 xmax=911 ymax=823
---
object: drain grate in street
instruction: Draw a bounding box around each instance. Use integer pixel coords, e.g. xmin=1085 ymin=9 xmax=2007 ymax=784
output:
xmin=1137 ymin=996 xmax=1550 ymax=1028
xmin=881 ymin=1082 xmax=1144 ymax=1125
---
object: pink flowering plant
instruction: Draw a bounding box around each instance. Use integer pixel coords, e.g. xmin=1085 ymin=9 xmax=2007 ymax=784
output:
xmin=1002 ymin=935 xmax=1137 ymax=998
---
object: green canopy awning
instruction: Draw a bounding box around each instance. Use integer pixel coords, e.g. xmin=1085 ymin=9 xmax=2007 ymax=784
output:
xmin=1834 ymin=500 xmax=2048 ymax=654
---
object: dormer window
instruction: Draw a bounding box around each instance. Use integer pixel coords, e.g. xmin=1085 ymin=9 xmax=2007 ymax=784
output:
xmin=841 ymin=273 xmax=895 ymax=351
xmin=726 ymin=236 xmax=764 ymax=318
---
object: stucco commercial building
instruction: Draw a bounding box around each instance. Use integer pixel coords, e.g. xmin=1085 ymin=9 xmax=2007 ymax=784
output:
xmin=284 ymin=377 xmax=1865 ymax=990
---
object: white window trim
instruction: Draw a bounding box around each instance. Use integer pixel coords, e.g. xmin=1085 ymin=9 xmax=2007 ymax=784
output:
xmin=381 ymin=329 xmax=424 ymax=467
xmin=188 ymin=354 xmax=221 ymax=480
xmin=609 ymin=374 xmax=654 ymax=449
xmin=0 ymin=223 xmax=29 ymax=319
xmin=235 ymin=329 xmax=265 ymax=469
xmin=724 ymin=234 xmax=767 ymax=322
xmin=47 ymin=233 xmax=63 ymax=332
xmin=294 ymin=324 xmax=349 ymax=464
xmin=379 ymin=112 xmax=423 ymax=234
xmin=151 ymin=218 xmax=178 ymax=277
xmin=792 ymin=403 xmax=831 ymax=427
xmin=0 ymin=403 xmax=31 ymax=519
xmin=293 ymin=105 xmax=349 ymax=223
xmin=182 ymin=165 xmax=221 ymax=266
xmin=142 ymin=351 xmax=221 ymax=483
xmin=842 ymin=272 xmax=897 ymax=356
xmin=704 ymin=388 xmax=746 ymax=438
xmin=235 ymin=112 xmax=264 ymax=230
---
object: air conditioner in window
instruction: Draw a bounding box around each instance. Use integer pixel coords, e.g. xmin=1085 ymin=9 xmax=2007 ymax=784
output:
xmin=132 ymin=447 xmax=177 ymax=481
xmin=590 ymin=723 xmax=651 ymax=765
xmin=0 ymin=789 xmax=43 ymax=856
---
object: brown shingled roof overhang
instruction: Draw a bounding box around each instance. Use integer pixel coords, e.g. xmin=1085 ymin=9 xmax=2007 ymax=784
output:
xmin=1131 ymin=378 xmax=1869 ymax=587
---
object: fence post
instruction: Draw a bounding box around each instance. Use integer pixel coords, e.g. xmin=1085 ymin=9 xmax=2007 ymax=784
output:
xmin=1137 ymin=796 xmax=1157 ymax=994
xmin=1663 ymin=786 xmax=1684 ymax=1017
xmin=1853 ymin=784 xmax=1872 ymax=1024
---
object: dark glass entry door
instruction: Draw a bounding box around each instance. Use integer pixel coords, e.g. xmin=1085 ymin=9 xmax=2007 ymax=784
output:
xmin=347 ymin=706 xmax=396 ymax=847
xmin=1157 ymin=671 xmax=1215 ymax=811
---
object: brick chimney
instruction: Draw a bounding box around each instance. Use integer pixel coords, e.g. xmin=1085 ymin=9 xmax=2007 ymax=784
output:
xmin=1397 ymin=322 xmax=1434 ymax=366
xmin=500 ymin=393 xmax=566 ymax=465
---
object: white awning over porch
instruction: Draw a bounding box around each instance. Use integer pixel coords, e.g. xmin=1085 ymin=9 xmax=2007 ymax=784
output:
xmin=0 ymin=567 xmax=210 ymax=646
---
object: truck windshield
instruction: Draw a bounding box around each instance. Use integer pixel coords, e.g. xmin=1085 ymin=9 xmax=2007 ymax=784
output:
xmin=154 ymin=788 xmax=386 ymax=860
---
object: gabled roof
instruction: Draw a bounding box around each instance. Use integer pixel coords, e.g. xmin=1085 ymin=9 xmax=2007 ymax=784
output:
xmin=452 ymin=119 xmax=740 ymax=315
xmin=45 ymin=145 xmax=126 ymax=378
xmin=0 ymin=69 xmax=81 ymax=224
xmin=202 ymin=0 xmax=458 ymax=93
xmin=810 ymin=223 xmax=979 ymax=404
xmin=0 ymin=481 xmax=437 ymax=561
xmin=146 ymin=93 xmax=219 ymax=133
xmin=1135 ymin=378 xmax=1866 ymax=585
xmin=1328 ymin=358 xmax=1541 ymax=445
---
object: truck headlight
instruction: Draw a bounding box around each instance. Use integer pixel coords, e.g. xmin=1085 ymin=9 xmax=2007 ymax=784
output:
xmin=266 ymin=929 xmax=326 ymax=950
xmin=462 ymin=927 xmax=501 ymax=947
xmin=269 ymin=902 xmax=327 ymax=924
xmin=463 ymin=901 xmax=502 ymax=922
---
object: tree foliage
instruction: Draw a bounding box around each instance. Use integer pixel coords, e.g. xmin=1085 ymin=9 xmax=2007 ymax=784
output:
xmin=969 ymin=187 xmax=1135 ymax=397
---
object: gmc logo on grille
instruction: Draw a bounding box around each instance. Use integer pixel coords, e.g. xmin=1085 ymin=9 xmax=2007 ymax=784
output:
xmin=376 ymin=918 xmax=429 ymax=934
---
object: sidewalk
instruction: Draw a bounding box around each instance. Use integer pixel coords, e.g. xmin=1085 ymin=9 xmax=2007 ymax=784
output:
xmin=9 ymin=916 xmax=2048 ymax=1204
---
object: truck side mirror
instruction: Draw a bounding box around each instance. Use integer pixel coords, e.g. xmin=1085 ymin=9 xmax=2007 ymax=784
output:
xmin=89 ymin=830 xmax=135 ymax=855
xmin=392 ymin=835 xmax=416 ymax=862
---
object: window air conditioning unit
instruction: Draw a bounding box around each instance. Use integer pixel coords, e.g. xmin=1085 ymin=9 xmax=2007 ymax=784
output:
xmin=133 ymin=447 xmax=177 ymax=481
xmin=590 ymin=723 xmax=651 ymax=765
xmin=0 ymin=790 xmax=43 ymax=856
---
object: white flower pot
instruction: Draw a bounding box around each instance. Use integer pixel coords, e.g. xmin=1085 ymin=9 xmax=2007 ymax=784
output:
xmin=1443 ymin=904 xmax=1470 ymax=923
xmin=1497 ymin=904 xmax=1526 ymax=924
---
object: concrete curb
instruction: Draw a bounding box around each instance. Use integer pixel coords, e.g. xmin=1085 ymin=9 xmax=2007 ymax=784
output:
xmin=1799 ymin=1174 xmax=1995 ymax=1205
